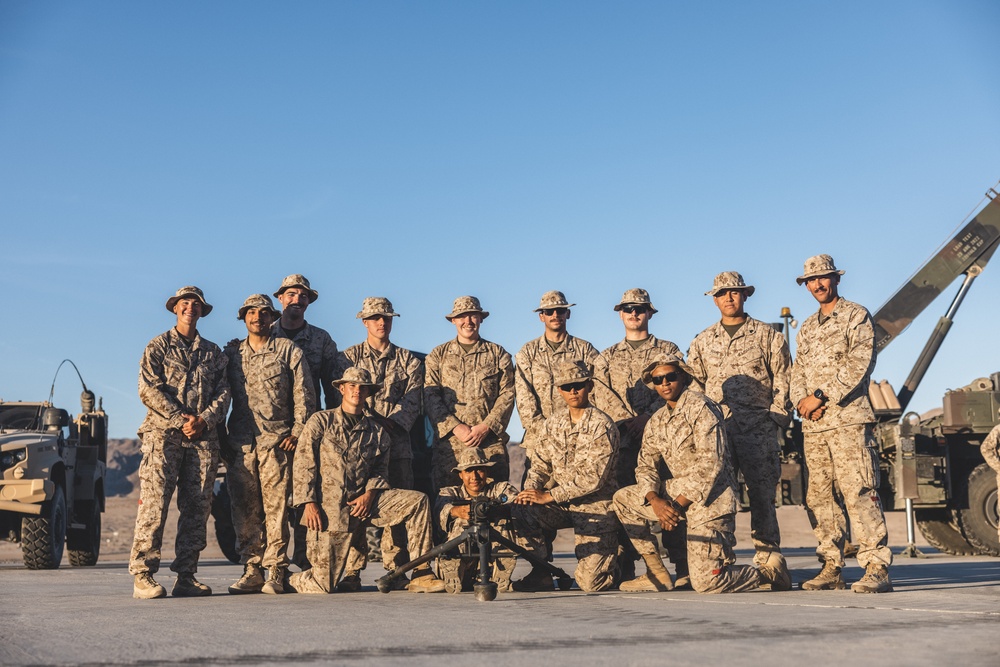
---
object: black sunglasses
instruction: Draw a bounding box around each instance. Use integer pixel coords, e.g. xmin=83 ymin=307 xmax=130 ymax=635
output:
xmin=541 ymin=308 xmax=569 ymax=316
xmin=559 ymin=381 xmax=588 ymax=392
xmin=621 ymin=305 xmax=648 ymax=314
xmin=650 ymin=372 xmax=681 ymax=385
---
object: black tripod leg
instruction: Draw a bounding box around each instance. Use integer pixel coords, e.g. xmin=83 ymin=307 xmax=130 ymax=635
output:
xmin=491 ymin=532 xmax=573 ymax=584
xmin=473 ymin=525 xmax=498 ymax=601
xmin=375 ymin=528 xmax=473 ymax=593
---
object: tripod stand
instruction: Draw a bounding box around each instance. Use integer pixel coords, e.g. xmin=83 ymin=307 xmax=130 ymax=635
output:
xmin=376 ymin=503 xmax=573 ymax=601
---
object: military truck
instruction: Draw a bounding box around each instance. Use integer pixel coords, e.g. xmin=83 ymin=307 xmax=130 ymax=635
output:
xmin=0 ymin=365 xmax=108 ymax=569
xmin=777 ymin=187 xmax=1000 ymax=557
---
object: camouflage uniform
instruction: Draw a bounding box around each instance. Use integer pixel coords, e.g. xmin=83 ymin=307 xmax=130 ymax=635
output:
xmin=687 ymin=315 xmax=791 ymax=562
xmin=520 ymin=406 xmax=620 ymax=592
xmin=225 ymin=334 xmax=316 ymax=569
xmin=435 ymin=479 xmax=524 ymax=589
xmin=613 ymin=388 xmax=761 ymax=593
xmin=338 ymin=340 xmax=424 ymax=570
xmin=130 ymin=327 xmax=230 ymax=576
xmin=288 ymin=408 xmax=435 ymax=593
xmin=272 ymin=321 xmax=340 ymax=410
xmin=981 ymin=424 xmax=1000 ymax=543
xmin=790 ymin=297 xmax=892 ymax=569
xmin=424 ymin=338 xmax=515 ymax=489
xmin=338 ymin=341 xmax=423 ymax=487
xmin=515 ymin=334 xmax=627 ymax=457
xmin=602 ymin=335 xmax=682 ymax=483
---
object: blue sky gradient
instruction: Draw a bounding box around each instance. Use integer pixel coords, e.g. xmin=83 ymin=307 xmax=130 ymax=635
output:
xmin=1 ymin=1 xmax=998 ymax=437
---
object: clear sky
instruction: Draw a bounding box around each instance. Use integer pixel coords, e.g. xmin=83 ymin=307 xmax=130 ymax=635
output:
xmin=2 ymin=1 xmax=998 ymax=438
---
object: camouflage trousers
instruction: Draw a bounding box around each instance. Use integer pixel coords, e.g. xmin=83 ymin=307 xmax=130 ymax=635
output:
xmin=803 ymin=424 xmax=892 ymax=568
xmin=727 ymin=418 xmax=782 ymax=564
xmin=289 ymin=489 xmax=434 ymax=594
xmin=613 ymin=485 xmax=760 ymax=594
xmin=227 ymin=445 xmax=291 ymax=569
xmin=512 ymin=498 xmax=619 ymax=592
xmin=432 ymin=438 xmax=509 ymax=491
xmin=346 ymin=455 xmax=415 ymax=574
xmin=129 ymin=430 xmax=219 ymax=576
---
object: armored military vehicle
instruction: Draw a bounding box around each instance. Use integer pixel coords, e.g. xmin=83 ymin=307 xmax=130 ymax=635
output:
xmin=0 ymin=363 xmax=108 ymax=569
xmin=777 ymin=187 xmax=1000 ymax=557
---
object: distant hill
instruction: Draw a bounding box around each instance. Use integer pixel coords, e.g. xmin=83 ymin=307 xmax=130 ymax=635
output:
xmin=106 ymin=439 xmax=141 ymax=497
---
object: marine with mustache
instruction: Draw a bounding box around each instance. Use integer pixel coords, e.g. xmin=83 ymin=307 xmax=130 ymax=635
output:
xmin=224 ymin=294 xmax=316 ymax=595
xmin=791 ymin=254 xmax=892 ymax=593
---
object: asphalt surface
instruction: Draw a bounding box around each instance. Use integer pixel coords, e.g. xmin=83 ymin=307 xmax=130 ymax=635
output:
xmin=2 ymin=547 xmax=997 ymax=667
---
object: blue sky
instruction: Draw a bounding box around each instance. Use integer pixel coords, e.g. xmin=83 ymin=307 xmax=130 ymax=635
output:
xmin=1 ymin=1 xmax=998 ymax=438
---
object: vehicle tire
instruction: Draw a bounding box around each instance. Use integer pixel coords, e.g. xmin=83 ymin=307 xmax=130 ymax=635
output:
xmin=212 ymin=479 xmax=241 ymax=564
xmin=915 ymin=508 xmax=977 ymax=556
xmin=67 ymin=500 xmax=102 ymax=566
xmin=956 ymin=464 xmax=1000 ymax=557
xmin=21 ymin=484 xmax=67 ymax=569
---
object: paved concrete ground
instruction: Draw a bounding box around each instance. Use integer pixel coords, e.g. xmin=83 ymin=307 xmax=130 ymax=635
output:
xmin=2 ymin=547 xmax=997 ymax=667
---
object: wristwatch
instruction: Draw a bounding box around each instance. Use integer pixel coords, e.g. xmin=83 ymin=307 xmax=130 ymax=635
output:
xmin=813 ymin=389 xmax=827 ymax=401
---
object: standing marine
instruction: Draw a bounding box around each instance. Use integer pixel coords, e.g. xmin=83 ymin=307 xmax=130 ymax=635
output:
xmin=130 ymin=286 xmax=230 ymax=599
xmin=791 ymin=254 xmax=893 ymax=593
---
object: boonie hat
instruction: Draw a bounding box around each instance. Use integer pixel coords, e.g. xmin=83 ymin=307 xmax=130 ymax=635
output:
xmin=452 ymin=448 xmax=497 ymax=472
xmin=273 ymin=274 xmax=319 ymax=302
xmin=555 ymin=360 xmax=592 ymax=387
xmin=165 ymin=286 xmax=213 ymax=316
xmin=533 ymin=290 xmax=576 ymax=313
xmin=641 ymin=353 xmax=695 ymax=386
xmin=237 ymin=294 xmax=278 ymax=321
xmin=357 ymin=297 xmax=400 ymax=319
xmin=705 ymin=271 xmax=755 ymax=297
xmin=446 ymin=296 xmax=490 ymax=321
xmin=614 ymin=288 xmax=658 ymax=314
xmin=796 ymin=254 xmax=845 ymax=285
xmin=332 ymin=366 xmax=382 ymax=391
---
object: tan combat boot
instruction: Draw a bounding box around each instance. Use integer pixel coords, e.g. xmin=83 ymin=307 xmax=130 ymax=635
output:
xmin=336 ymin=570 xmax=363 ymax=593
xmin=172 ymin=573 xmax=212 ymax=597
xmin=512 ymin=565 xmax=555 ymax=592
xmin=851 ymin=564 xmax=893 ymax=594
xmin=757 ymin=552 xmax=792 ymax=591
xmin=800 ymin=562 xmax=845 ymax=591
xmin=407 ymin=568 xmax=446 ymax=593
xmin=133 ymin=572 xmax=166 ymax=599
xmin=228 ymin=563 xmax=265 ymax=594
xmin=619 ymin=554 xmax=675 ymax=592
xmin=261 ymin=566 xmax=287 ymax=595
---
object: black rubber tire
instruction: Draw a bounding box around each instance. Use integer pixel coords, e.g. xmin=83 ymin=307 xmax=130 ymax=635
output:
xmin=915 ymin=507 xmax=978 ymax=556
xmin=212 ymin=479 xmax=241 ymax=564
xmin=956 ymin=464 xmax=1000 ymax=557
xmin=67 ymin=500 xmax=102 ymax=566
xmin=21 ymin=485 xmax=67 ymax=569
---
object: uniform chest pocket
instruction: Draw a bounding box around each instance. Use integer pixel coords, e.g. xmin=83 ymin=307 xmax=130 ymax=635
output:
xmin=480 ymin=371 xmax=501 ymax=396
xmin=163 ymin=357 xmax=190 ymax=386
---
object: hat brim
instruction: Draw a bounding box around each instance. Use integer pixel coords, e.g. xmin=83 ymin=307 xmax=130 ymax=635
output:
xmin=614 ymin=303 xmax=658 ymax=314
xmin=706 ymin=285 xmax=755 ymax=297
xmin=357 ymin=311 xmax=400 ymax=319
xmin=331 ymin=379 xmax=383 ymax=391
xmin=273 ymin=285 xmax=319 ymax=303
xmin=453 ymin=460 xmax=497 ymax=472
xmin=166 ymin=294 xmax=213 ymax=316
xmin=446 ymin=310 xmax=489 ymax=321
xmin=641 ymin=359 xmax=695 ymax=386
xmin=533 ymin=303 xmax=575 ymax=313
xmin=796 ymin=269 xmax=844 ymax=285
xmin=238 ymin=306 xmax=279 ymax=321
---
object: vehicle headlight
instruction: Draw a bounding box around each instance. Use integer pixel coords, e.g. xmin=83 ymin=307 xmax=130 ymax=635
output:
xmin=0 ymin=449 xmax=26 ymax=471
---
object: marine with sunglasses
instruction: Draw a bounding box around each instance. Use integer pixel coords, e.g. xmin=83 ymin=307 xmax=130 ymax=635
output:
xmin=686 ymin=272 xmax=792 ymax=584
xmin=613 ymin=354 xmax=791 ymax=593
xmin=514 ymin=291 xmax=626 ymax=480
